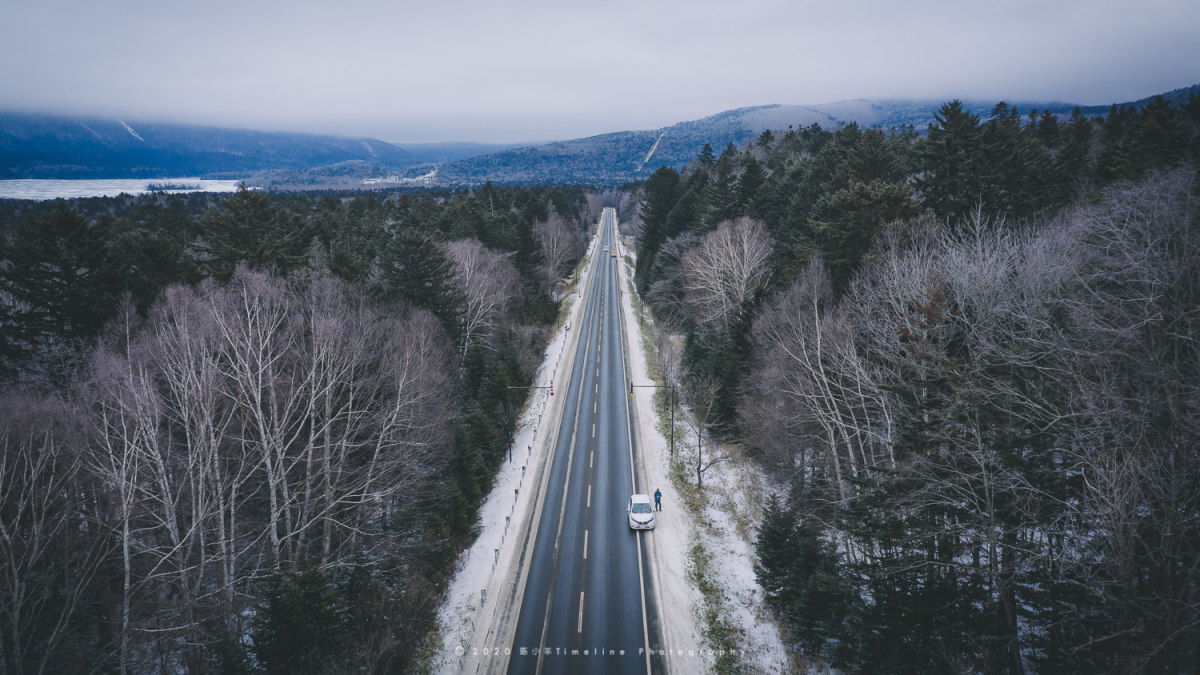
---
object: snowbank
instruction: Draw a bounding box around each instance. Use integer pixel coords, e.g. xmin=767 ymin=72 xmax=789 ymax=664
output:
xmin=431 ymin=221 xmax=792 ymax=674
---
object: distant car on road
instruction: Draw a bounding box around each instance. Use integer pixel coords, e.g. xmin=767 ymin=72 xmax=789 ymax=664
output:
xmin=627 ymin=494 xmax=655 ymax=530
xmin=603 ymin=246 xmax=609 ymax=252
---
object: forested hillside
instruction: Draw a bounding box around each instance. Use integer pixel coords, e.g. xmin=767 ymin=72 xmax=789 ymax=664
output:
xmin=625 ymin=94 xmax=1200 ymax=672
xmin=0 ymin=183 xmax=595 ymax=672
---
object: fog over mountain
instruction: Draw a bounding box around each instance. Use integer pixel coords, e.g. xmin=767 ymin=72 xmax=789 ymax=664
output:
xmin=2 ymin=83 xmax=1196 ymax=186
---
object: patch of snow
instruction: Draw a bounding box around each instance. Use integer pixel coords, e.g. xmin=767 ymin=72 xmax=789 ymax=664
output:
xmin=636 ymin=132 xmax=666 ymax=173
xmin=116 ymin=118 xmax=145 ymax=142
xmin=616 ymin=224 xmax=793 ymax=673
xmin=432 ymin=217 xmax=793 ymax=674
xmin=432 ymin=239 xmax=599 ymax=674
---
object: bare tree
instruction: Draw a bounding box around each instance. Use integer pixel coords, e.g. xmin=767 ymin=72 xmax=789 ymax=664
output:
xmin=1056 ymin=169 xmax=1200 ymax=670
xmin=581 ymin=192 xmax=604 ymax=225
xmin=680 ymin=373 xmax=728 ymax=491
xmin=80 ymin=263 xmax=457 ymax=668
xmin=446 ymin=239 xmax=520 ymax=358
xmin=0 ymin=395 xmax=105 ymax=675
xmin=680 ymin=217 xmax=773 ymax=334
xmin=536 ymin=213 xmax=583 ymax=284
xmin=750 ymin=259 xmax=893 ymax=504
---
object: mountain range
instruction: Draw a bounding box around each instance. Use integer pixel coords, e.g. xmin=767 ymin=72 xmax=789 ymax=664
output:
xmin=2 ymin=84 xmax=1195 ymax=187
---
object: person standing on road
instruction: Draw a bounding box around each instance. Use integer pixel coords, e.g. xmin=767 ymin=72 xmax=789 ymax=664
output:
xmin=654 ymin=488 xmax=662 ymax=511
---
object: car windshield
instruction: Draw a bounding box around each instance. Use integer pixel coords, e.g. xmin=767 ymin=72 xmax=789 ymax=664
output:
xmin=632 ymin=503 xmax=652 ymax=514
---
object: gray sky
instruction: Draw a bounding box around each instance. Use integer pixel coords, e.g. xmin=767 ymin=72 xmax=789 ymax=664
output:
xmin=2 ymin=0 xmax=1198 ymax=143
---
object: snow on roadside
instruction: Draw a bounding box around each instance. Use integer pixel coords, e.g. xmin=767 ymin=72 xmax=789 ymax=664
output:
xmin=430 ymin=221 xmax=793 ymax=674
xmin=615 ymin=232 xmax=793 ymax=674
xmin=429 ymin=241 xmax=598 ymax=674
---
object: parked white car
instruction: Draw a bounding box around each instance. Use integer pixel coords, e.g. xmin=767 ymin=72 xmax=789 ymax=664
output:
xmin=627 ymin=494 xmax=656 ymax=530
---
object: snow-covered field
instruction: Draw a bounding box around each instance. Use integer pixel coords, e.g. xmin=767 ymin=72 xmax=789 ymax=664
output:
xmin=431 ymin=221 xmax=792 ymax=674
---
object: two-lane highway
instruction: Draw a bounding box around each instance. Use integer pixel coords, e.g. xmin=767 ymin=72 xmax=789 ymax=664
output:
xmin=506 ymin=208 xmax=663 ymax=674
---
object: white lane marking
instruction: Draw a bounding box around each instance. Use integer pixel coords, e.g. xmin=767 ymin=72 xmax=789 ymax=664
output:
xmin=592 ymin=423 xmax=595 ymax=438
xmin=611 ymin=210 xmax=655 ymax=674
xmin=637 ymin=532 xmax=650 ymax=673
xmin=594 ymin=401 xmax=597 ymax=414
xmin=590 ymin=451 xmax=593 ymax=468
xmin=583 ymin=529 xmax=589 ymax=560
xmin=587 ymin=484 xmax=591 ymax=508
xmin=577 ymin=592 xmax=585 ymax=633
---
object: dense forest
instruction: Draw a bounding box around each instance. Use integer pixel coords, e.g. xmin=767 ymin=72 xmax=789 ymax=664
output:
xmin=0 ymin=184 xmax=595 ymax=672
xmin=625 ymin=95 xmax=1200 ymax=673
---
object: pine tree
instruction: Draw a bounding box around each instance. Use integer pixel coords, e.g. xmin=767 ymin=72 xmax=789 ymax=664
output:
xmin=252 ymin=568 xmax=352 ymax=675
xmin=1036 ymin=109 xmax=1062 ymax=149
xmin=808 ymin=180 xmax=919 ymax=290
xmin=635 ymin=166 xmax=682 ymax=291
xmin=0 ymin=202 xmax=118 ymax=362
xmin=736 ymin=155 xmax=766 ymax=216
xmin=195 ymin=184 xmax=305 ymax=280
xmin=1127 ymin=95 xmax=1185 ymax=174
xmin=1055 ymin=107 xmax=1095 ymax=200
xmin=705 ymin=143 xmax=740 ymax=226
xmin=104 ymin=219 xmax=185 ymax=312
xmin=917 ymin=100 xmax=983 ymax=221
xmin=372 ymin=228 xmax=463 ymax=338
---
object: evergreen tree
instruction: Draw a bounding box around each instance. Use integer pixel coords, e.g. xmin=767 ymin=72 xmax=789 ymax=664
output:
xmin=1096 ymin=104 xmax=1138 ymax=180
xmin=917 ymin=100 xmax=983 ymax=221
xmin=1127 ymin=95 xmax=1186 ymax=174
xmin=845 ymin=126 xmax=907 ymax=184
xmin=705 ymin=143 xmax=740 ymax=226
xmin=698 ymin=142 xmax=716 ymax=167
xmin=1036 ymin=108 xmax=1062 ymax=149
xmin=756 ymin=494 xmax=850 ymax=658
xmin=104 ymin=218 xmax=185 ymax=312
xmin=0 ymin=203 xmax=118 ymax=364
xmin=979 ymin=102 xmax=1053 ymax=218
xmin=195 ymin=185 xmax=306 ymax=280
xmin=807 ymin=180 xmax=918 ymax=291
xmin=1055 ymin=107 xmax=1095 ymax=200
xmin=736 ymin=155 xmax=766 ymax=216
xmin=372 ymin=228 xmax=463 ymax=339
xmin=635 ymin=166 xmax=682 ymax=291
xmin=252 ymin=568 xmax=352 ymax=675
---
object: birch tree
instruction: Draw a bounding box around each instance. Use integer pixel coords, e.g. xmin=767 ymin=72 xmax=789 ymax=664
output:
xmin=535 ymin=213 xmax=583 ymax=284
xmin=0 ymin=396 xmax=105 ymax=675
xmin=680 ymin=217 xmax=773 ymax=334
xmin=446 ymin=239 xmax=520 ymax=357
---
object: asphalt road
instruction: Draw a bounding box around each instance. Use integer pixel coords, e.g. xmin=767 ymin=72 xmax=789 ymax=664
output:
xmin=507 ymin=208 xmax=664 ymax=674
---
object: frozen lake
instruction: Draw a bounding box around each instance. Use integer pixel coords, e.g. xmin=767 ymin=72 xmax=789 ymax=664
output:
xmin=0 ymin=178 xmax=245 ymax=201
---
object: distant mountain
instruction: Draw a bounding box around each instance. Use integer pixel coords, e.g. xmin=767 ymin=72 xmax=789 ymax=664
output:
xmin=433 ymin=99 xmax=1076 ymax=185
xmin=4 ymin=83 xmax=1194 ymax=185
xmin=1077 ymin=83 xmax=1200 ymax=115
xmin=0 ymin=113 xmax=420 ymax=179
xmin=435 ymin=84 xmax=1199 ymax=185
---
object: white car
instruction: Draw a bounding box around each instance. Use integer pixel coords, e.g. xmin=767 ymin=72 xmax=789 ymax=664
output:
xmin=627 ymin=494 xmax=656 ymax=530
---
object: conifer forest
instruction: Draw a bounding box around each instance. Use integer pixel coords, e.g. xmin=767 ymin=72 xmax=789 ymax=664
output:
xmin=1 ymin=94 xmax=1198 ymax=673
xmin=629 ymin=98 xmax=1199 ymax=673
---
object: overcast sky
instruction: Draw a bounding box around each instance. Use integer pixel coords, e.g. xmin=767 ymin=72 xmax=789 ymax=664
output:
xmin=2 ymin=0 xmax=1198 ymax=143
